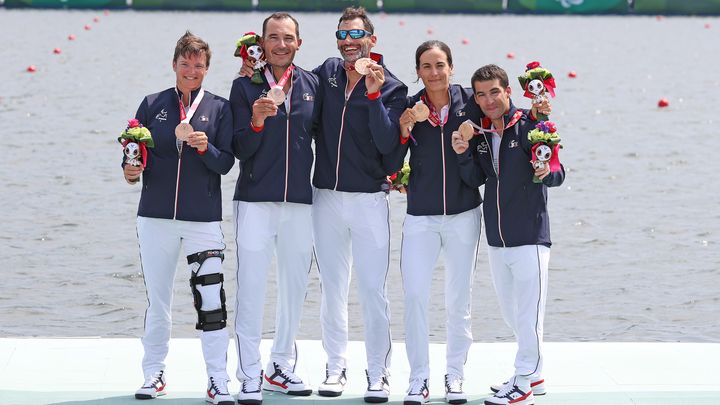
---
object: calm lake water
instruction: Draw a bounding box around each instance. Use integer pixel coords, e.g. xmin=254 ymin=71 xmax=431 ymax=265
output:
xmin=1 ymin=9 xmax=718 ymax=343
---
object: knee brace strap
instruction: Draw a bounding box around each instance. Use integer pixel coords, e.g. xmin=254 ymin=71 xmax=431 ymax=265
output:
xmin=188 ymin=249 xmax=227 ymax=332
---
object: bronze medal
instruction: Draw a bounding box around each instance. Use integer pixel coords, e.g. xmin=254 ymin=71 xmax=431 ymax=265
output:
xmin=458 ymin=121 xmax=475 ymax=141
xmin=412 ymin=103 xmax=430 ymax=122
xmin=267 ymin=86 xmax=286 ymax=105
xmin=354 ymin=57 xmax=372 ymax=75
xmin=175 ymin=122 xmax=193 ymax=141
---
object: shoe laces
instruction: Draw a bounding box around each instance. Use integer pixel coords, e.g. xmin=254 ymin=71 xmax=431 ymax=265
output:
xmin=445 ymin=374 xmax=463 ymax=393
xmin=495 ymin=384 xmax=523 ymax=398
xmin=272 ymin=363 xmax=302 ymax=384
xmin=242 ymin=374 xmax=262 ymax=393
xmin=143 ymin=370 xmax=164 ymax=388
xmin=324 ymin=368 xmax=347 ymax=385
xmin=209 ymin=377 xmax=230 ymax=395
xmin=407 ymin=378 xmax=428 ymax=395
xmin=366 ymin=370 xmax=388 ymax=391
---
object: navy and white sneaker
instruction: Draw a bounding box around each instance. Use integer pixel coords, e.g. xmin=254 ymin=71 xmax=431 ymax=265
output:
xmin=135 ymin=370 xmax=166 ymax=399
xmin=484 ymin=384 xmax=534 ymax=405
xmin=404 ymin=378 xmax=429 ymax=405
xmin=444 ymin=374 xmax=467 ymax=404
xmin=262 ymin=362 xmax=312 ymax=396
xmin=237 ymin=371 xmax=263 ymax=405
xmin=490 ymin=379 xmax=545 ymax=396
xmin=364 ymin=370 xmax=390 ymax=403
xmin=318 ymin=366 xmax=347 ymax=397
xmin=206 ymin=377 xmax=234 ymax=405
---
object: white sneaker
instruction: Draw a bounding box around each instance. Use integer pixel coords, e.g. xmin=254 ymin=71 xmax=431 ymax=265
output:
xmin=206 ymin=377 xmax=234 ymax=405
xmin=364 ymin=369 xmax=390 ymax=403
xmin=404 ymin=378 xmax=429 ymax=405
xmin=135 ymin=370 xmax=166 ymax=399
xmin=484 ymin=384 xmax=534 ymax=405
xmin=238 ymin=372 xmax=263 ymax=405
xmin=444 ymin=374 xmax=466 ymax=404
xmin=490 ymin=378 xmax=545 ymax=396
xmin=262 ymin=362 xmax=312 ymax=396
xmin=318 ymin=366 xmax=347 ymax=397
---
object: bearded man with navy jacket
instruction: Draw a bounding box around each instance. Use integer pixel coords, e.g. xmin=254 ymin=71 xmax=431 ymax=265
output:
xmin=454 ymin=64 xmax=564 ymax=405
xmin=229 ymin=12 xmax=318 ymax=405
xmin=310 ymin=7 xmax=408 ymax=403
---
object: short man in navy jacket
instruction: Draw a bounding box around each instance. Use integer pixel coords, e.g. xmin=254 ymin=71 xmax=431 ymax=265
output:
xmin=310 ymin=7 xmax=407 ymax=403
xmin=229 ymin=12 xmax=318 ymax=404
xmin=455 ymin=64 xmax=564 ymax=405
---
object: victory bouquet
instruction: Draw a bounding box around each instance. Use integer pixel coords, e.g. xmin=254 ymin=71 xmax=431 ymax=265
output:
xmin=118 ymin=119 xmax=154 ymax=168
xmin=388 ymin=161 xmax=411 ymax=192
xmin=518 ymin=61 xmax=556 ymax=121
xmin=234 ymin=32 xmax=266 ymax=84
xmin=527 ymin=121 xmax=562 ymax=183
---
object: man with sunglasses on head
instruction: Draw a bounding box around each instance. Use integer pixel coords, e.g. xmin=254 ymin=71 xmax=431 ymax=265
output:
xmin=237 ymin=7 xmax=406 ymax=403
xmin=229 ymin=12 xmax=318 ymax=405
xmin=310 ymin=7 xmax=407 ymax=403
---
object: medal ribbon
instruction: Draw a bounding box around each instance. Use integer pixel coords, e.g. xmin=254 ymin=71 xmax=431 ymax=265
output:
xmin=466 ymin=110 xmax=523 ymax=135
xmin=265 ymin=65 xmax=294 ymax=91
xmin=176 ymin=88 xmax=205 ymax=124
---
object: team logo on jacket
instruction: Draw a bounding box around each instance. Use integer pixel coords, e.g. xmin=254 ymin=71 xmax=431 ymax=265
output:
xmin=478 ymin=141 xmax=488 ymax=154
xmin=509 ymin=140 xmax=519 ymax=148
xmin=200 ymin=115 xmax=209 ymax=122
xmin=303 ymin=93 xmax=314 ymax=101
xmin=328 ymin=76 xmax=338 ymax=88
xmin=455 ymin=110 xmax=466 ymax=117
xmin=155 ymin=109 xmax=167 ymax=121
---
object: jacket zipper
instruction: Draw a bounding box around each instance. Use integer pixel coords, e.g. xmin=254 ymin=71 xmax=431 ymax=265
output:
xmin=284 ymin=99 xmax=292 ymax=202
xmin=440 ymin=124 xmax=447 ymax=215
xmin=173 ymin=141 xmax=183 ymax=220
xmin=486 ymin=129 xmax=506 ymax=247
xmin=334 ymin=78 xmax=360 ymax=191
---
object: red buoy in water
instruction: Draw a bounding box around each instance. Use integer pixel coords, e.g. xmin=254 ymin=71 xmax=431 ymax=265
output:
xmin=68 ymin=34 xmax=76 ymax=40
xmin=568 ymin=71 xmax=577 ymax=78
xmin=427 ymin=28 xmax=433 ymax=35
xmin=84 ymin=24 xmax=91 ymax=30
xmin=656 ymin=15 xmax=663 ymax=21
xmin=103 ymin=9 xmax=110 ymax=16
xmin=658 ymin=98 xmax=669 ymax=108
xmin=461 ymin=38 xmax=470 ymax=45
xmin=94 ymin=17 xmax=100 ymax=23
xmin=53 ymin=48 xmax=62 ymax=54
xmin=399 ymin=20 xmax=405 ymax=26
xmin=27 ymin=65 xmax=37 ymax=73
xmin=506 ymin=52 xmax=515 ymax=59
xmin=705 ymin=23 xmax=711 ymax=29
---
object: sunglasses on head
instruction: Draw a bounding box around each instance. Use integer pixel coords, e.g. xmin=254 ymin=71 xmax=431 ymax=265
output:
xmin=335 ymin=29 xmax=372 ymax=40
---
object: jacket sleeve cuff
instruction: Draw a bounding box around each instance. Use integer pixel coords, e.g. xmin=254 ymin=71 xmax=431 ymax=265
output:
xmin=367 ymin=91 xmax=381 ymax=101
xmin=250 ymin=120 xmax=264 ymax=133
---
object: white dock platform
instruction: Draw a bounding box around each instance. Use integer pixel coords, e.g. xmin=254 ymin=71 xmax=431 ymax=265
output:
xmin=0 ymin=339 xmax=718 ymax=404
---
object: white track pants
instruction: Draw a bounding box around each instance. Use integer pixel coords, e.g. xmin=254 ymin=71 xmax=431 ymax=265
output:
xmin=233 ymin=201 xmax=313 ymax=380
xmin=487 ymin=245 xmax=549 ymax=387
xmin=136 ymin=216 xmax=229 ymax=381
xmin=401 ymin=208 xmax=481 ymax=381
xmin=312 ymin=189 xmax=392 ymax=376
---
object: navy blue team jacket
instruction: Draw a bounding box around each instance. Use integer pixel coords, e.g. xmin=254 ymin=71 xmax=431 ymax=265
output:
xmin=311 ymin=56 xmax=408 ymax=193
xmin=132 ymin=88 xmax=235 ymax=222
xmin=229 ymin=65 xmax=319 ymax=204
xmin=457 ymin=101 xmax=565 ymax=248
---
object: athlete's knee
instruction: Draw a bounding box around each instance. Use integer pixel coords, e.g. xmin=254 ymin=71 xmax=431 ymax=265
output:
xmin=188 ymin=249 xmax=227 ymax=332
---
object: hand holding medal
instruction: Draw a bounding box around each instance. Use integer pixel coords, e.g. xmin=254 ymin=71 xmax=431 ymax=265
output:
xmin=458 ymin=120 xmax=475 ymax=142
xmin=355 ymin=58 xmax=384 ymax=95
